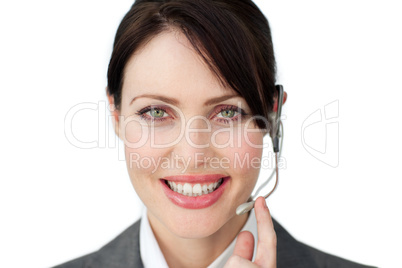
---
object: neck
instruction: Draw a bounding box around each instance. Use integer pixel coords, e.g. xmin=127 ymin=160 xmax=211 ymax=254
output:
xmin=147 ymin=211 xmax=249 ymax=268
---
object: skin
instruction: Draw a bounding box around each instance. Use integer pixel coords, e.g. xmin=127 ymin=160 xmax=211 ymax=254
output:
xmin=108 ymin=29 xmax=286 ymax=268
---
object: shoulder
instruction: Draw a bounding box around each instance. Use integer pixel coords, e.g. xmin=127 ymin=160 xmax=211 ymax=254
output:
xmin=53 ymin=217 xmax=375 ymax=268
xmin=52 ymin=220 xmax=143 ymax=268
xmin=272 ymin=218 xmax=376 ymax=268
xmin=303 ymin=244 xmax=376 ymax=268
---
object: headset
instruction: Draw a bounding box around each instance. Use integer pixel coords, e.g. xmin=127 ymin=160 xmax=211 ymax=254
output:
xmin=236 ymin=85 xmax=284 ymax=215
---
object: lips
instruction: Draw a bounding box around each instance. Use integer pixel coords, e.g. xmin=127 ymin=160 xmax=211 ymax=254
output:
xmin=160 ymin=174 xmax=230 ymax=209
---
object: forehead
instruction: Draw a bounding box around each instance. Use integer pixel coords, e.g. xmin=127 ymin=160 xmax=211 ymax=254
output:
xmin=122 ymin=30 xmax=234 ymax=103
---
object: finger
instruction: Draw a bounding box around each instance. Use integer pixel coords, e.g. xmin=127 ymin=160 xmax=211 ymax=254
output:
xmin=224 ymin=255 xmax=258 ymax=268
xmin=232 ymin=231 xmax=255 ymax=261
xmin=254 ymin=197 xmax=277 ymax=267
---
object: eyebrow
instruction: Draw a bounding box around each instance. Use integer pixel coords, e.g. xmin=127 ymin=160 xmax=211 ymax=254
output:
xmin=130 ymin=93 xmax=240 ymax=106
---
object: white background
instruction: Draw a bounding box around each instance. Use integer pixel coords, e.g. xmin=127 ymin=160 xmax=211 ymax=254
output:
xmin=1 ymin=1 xmax=401 ymax=267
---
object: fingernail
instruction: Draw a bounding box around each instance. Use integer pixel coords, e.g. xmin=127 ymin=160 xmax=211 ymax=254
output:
xmin=263 ymin=198 xmax=268 ymax=209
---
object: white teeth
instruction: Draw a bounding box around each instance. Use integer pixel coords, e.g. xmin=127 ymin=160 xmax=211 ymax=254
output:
xmin=202 ymin=185 xmax=208 ymax=195
xmin=166 ymin=178 xmax=224 ymax=196
xmin=172 ymin=182 xmax=177 ymax=192
xmin=207 ymin=183 xmax=214 ymax=192
xmin=193 ymin=184 xmax=202 ymax=196
xmin=183 ymin=183 xmax=193 ymax=196
xmin=177 ymin=184 xmax=183 ymax=194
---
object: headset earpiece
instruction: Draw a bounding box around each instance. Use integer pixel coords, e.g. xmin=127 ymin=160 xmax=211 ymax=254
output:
xmin=236 ymin=84 xmax=285 ymax=215
xmin=272 ymin=85 xmax=284 ymax=153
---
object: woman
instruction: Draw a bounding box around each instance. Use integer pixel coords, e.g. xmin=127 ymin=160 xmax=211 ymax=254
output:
xmin=55 ymin=0 xmax=374 ymax=267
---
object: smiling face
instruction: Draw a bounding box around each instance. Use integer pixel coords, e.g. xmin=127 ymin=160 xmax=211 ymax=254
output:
xmin=111 ymin=29 xmax=265 ymax=239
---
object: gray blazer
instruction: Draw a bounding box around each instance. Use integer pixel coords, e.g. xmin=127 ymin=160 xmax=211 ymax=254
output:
xmin=53 ymin=218 xmax=375 ymax=268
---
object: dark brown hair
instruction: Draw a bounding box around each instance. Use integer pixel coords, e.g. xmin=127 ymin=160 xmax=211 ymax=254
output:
xmin=107 ymin=0 xmax=277 ymax=129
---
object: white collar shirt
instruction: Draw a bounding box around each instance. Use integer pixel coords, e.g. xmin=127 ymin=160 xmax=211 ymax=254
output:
xmin=140 ymin=207 xmax=258 ymax=268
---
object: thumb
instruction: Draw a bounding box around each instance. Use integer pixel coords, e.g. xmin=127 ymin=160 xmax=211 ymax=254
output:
xmin=232 ymin=231 xmax=255 ymax=261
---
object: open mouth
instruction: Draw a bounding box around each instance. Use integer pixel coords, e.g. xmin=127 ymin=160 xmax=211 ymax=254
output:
xmin=164 ymin=178 xmax=224 ymax=197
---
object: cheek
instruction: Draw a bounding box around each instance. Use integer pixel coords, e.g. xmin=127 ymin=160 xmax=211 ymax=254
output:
xmin=120 ymin=120 xmax=163 ymax=186
xmin=214 ymin=128 xmax=263 ymax=186
xmin=119 ymin=116 xmax=150 ymax=148
xmin=123 ymin=143 xmax=166 ymax=209
xmin=123 ymin=142 xmax=169 ymax=181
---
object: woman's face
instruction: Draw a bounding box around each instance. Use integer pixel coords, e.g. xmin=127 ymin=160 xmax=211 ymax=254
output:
xmin=113 ymin=30 xmax=264 ymax=238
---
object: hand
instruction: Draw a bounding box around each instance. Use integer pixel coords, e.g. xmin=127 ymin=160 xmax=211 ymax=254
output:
xmin=224 ymin=197 xmax=277 ymax=268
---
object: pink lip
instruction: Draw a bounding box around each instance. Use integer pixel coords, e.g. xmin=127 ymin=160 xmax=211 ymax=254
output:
xmin=160 ymin=175 xmax=230 ymax=209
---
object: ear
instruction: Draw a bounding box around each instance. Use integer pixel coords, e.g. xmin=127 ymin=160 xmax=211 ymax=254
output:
xmin=273 ymin=91 xmax=287 ymax=112
xmin=106 ymin=88 xmax=121 ymax=137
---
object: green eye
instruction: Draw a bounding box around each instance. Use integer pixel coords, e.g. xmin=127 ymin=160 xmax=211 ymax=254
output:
xmin=220 ymin=109 xmax=236 ymax=118
xmin=150 ymin=109 xmax=165 ymax=118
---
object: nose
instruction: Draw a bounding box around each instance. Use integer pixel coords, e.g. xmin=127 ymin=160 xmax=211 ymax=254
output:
xmin=171 ymin=116 xmax=215 ymax=170
xmin=185 ymin=115 xmax=212 ymax=148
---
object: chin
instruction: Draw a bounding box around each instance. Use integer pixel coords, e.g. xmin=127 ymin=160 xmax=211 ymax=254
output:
xmin=161 ymin=202 xmax=237 ymax=239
